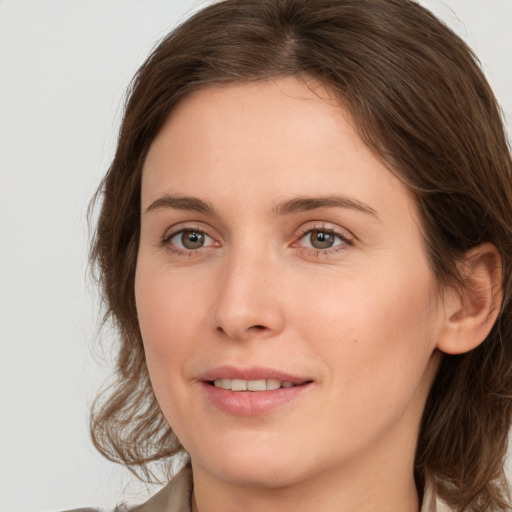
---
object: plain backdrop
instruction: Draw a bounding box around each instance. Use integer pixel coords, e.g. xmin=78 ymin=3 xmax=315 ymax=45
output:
xmin=1 ymin=1 xmax=511 ymax=511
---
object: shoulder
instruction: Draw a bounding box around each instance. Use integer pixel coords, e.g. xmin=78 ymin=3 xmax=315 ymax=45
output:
xmin=60 ymin=506 xmax=128 ymax=512
xmin=60 ymin=509 xmax=105 ymax=512
xmin=130 ymin=465 xmax=192 ymax=512
xmin=60 ymin=465 xmax=192 ymax=512
xmin=422 ymin=478 xmax=453 ymax=512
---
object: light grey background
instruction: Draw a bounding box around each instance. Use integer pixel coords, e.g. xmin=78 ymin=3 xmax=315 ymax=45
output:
xmin=1 ymin=1 xmax=511 ymax=511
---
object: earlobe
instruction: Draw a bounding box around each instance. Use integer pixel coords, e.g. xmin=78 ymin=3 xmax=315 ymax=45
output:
xmin=437 ymin=243 xmax=502 ymax=355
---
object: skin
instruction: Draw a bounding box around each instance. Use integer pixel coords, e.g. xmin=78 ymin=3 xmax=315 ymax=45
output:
xmin=135 ymin=77 xmax=459 ymax=512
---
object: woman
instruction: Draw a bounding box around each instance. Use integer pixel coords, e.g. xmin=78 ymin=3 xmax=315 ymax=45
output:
xmin=88 ymin=0 xmax=512 ymax=511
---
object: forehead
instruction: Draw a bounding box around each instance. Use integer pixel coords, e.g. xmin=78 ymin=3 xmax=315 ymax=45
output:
xmin=141 ymin=77 xmax=417 ymax=226
xmin=146 ymin=77 xmax=348 ymax=171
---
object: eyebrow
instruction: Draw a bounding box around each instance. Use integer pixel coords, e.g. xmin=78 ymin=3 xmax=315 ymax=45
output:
xmin=144 ymin=193 xmax=377 ymax=217
xmin=272 ymin=196 xmax=377 ymax=217
xmin=145 ymin=194 xmax=216 ymax=215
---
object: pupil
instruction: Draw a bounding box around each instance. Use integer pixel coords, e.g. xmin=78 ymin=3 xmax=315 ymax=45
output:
xmin=182 ymin=231 xmax=204 ymax=249
xmin=311 ymin=231 xmax=334 ymax=249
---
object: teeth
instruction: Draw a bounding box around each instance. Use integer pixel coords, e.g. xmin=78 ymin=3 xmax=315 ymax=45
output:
xmin=266 ymin=378 xmax=281 ymax=390
xmin=214 ymin=379 xmax=231 ymax=390
xmin=212 ymin=378 xmax=298 ymax=391
xmin=231 ymin=379 xmax=247 ymax=391
xmin=247 ymin=379 xmax=266 ymax=391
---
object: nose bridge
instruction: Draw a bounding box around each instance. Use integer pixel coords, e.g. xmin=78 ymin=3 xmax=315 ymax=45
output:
xmin=213 ymin=241 xmax=284 ymax=340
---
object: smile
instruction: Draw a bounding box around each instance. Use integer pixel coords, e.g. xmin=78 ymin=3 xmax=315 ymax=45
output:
xmin=212 ymin=378 xmax=298 ymax=391
xmin=199 ymin=367 xmax=314 ymax=416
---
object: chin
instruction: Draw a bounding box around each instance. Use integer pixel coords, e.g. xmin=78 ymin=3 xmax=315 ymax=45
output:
xmin=189 ymin=435 xmax=320 ymax=490
xmin=209 ymin=459 xmax=304 ymax=489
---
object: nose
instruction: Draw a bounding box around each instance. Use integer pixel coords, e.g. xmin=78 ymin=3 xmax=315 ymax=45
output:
xmin=213 ymin=249 xmax=285 ymax=341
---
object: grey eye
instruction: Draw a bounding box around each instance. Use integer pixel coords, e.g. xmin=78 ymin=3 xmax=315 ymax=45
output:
xmin=184 ymin=231 xmax=205 ymax=249
xmin=308 ymin=230 xmax=337 ymax=249
xmin=172 ymin=230 xmax=208 ymax=250
xmin=298 ymin=229 xmax=347 ymax=251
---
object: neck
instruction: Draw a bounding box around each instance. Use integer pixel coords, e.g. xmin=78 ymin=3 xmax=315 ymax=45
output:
xmin=190 ymin=449 xmax=420 ymax=512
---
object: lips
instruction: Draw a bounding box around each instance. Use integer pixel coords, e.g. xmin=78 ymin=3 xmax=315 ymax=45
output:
xmin=198 ymin=365 xmax=311 ymax=384
xmin=198 ymin=366 xmax=313 ymax=416
xmin=212 ymin=378 xmax=298 ymax=391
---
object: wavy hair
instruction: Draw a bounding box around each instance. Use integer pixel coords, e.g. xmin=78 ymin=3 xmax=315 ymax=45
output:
xmin=89 ymin=1 xmax=512 ymax=509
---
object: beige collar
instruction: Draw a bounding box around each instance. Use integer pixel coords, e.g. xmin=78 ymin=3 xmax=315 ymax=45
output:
xmin=136 ymin=465 xmax=192 ymax=512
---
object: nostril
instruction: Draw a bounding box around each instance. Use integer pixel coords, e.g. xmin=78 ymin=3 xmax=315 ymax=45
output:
xmin=215 ymin=323 xmax=272 ymax=341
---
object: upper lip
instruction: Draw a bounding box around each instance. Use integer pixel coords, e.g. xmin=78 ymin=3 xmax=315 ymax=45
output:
xmin=198 ymin=365 xmax=312 ymax=384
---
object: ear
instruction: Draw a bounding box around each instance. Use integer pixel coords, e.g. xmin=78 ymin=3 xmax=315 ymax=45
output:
xmin=437 ymin=243 xmax=502 ymax=355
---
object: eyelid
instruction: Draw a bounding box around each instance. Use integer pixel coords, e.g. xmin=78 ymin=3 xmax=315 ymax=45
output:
xmin=291 ymin=222 xmax=355 ymax=251
xmin=160 ymin=222 xmax=221 ymax=251
xmin=170 ymin=229 xmax=215 ymax=249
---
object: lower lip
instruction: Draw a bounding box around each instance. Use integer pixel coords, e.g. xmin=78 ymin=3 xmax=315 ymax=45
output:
xmin=201 ymin=382 xmax=312 ymax=416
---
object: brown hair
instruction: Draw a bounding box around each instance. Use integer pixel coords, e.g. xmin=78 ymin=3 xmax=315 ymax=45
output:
xmin=89 ymin=0 xmax=512 ymax=509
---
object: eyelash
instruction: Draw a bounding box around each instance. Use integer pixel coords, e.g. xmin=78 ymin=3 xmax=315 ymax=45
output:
xmin=293 ymin=225 xmax=353 ymax=256
xmin=160 ymin=225 xmax=216 ymax=256
xmin=160 ymin=224 xmax=353 ymax=257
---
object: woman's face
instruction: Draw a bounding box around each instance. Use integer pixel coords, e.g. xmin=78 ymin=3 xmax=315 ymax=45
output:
xmin=136 ymin=77 xmax=445 ymax=490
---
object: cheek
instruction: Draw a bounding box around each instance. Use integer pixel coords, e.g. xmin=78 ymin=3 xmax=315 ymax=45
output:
xmin=299 ymin=260 xmax=440 ymax=397
xmin=301 ymin=272 xmax=440 ymax=455
xmin=134 ymin=262 xmax=207 ymax=426
xmin=135 ymin=260 xmax=210 ymax=357
xmin=134 ymin=264 xmax=203 ymax=420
